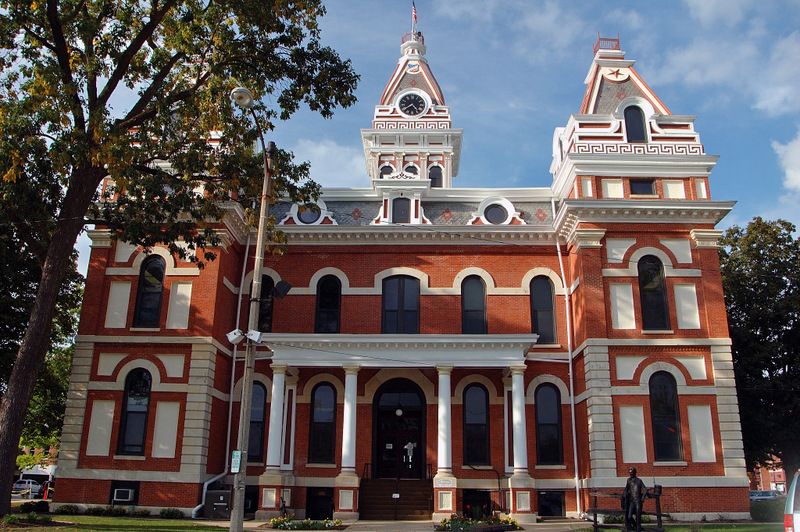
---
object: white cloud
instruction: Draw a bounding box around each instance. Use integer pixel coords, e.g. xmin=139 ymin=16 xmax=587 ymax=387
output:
xmin=650 ymin=38 xmax=758 ymax=87
xmin=432 ymin=0 xmax=504 ymax=21
xmin=772 ymin=126 xmax=800 ymax=192
xmin=753 ymin=31 xmax=800 ymax=115
xmin=649 ymin=29 xmax=800 ymax=116
xmin=291 ymin=138 xmax=367 ymax=188
xmin=684 ymin=0 xmax=755 ymax=26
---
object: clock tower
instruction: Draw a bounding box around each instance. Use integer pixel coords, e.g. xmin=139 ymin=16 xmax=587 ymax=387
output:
xmin=361 ymin=31 xmax=463 ymax=224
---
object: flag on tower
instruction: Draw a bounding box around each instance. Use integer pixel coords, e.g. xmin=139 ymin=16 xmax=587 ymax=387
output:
xmin=412 ymin=2 xmax=418 ymax=24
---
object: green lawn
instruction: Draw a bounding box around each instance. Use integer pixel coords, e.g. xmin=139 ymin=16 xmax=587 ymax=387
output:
xmin=572 ymin=525 xmax=783 ymax=532
xmin=4 ymin=515 xmax=229 ymax=531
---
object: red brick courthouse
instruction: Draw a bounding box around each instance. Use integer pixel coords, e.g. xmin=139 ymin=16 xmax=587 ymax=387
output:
xmin=54 ymin=33 xmax=751 ymax=522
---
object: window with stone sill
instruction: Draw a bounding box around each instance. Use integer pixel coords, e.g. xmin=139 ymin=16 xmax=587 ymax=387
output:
xmin=308 ymin=383 xmax=337 ymax=464
xmin=117 ymin=368 xmax=152 ymax=456
xmin=535 ymin=383 xmax=563 ymax=465
xmin=463 ymin=384 xmax=490 ymax=465
xmin=638 ymin=255 xmax=670 ymax=330
xmin=132 ymin=255 xmax=165 ymax=328
xmin=315 ymin=275 xmax=341 ymax=334
xmin=462 ymin=276 xmax=487 ymax=334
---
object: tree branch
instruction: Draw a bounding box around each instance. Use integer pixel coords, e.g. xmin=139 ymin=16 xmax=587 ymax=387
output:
xmin=95 ymin=0 xmax=180 ymax=111
xmin=46 ymin=0 xmax=86 ymax=132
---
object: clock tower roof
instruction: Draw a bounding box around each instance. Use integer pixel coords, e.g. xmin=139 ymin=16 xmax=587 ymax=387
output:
xmin=360 ymin=27 xmax=462 ymax=190
xmin=377 ymin=32 xmax=446 ymax=110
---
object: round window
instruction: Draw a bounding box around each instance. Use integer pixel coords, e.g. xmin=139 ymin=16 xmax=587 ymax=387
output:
xmin=298 ymin=205 xmax=321 ymax=224
xmin=484 ymin=204 xmax=508 ymax=224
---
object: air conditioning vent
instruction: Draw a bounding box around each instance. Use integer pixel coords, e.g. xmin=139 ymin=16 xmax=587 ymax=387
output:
xmin=113 ymin=488 xmax=134 ymax=502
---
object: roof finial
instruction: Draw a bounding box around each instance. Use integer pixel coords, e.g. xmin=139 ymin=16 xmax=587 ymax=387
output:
xmin=593 ymin=32 xmax=621 ymax=55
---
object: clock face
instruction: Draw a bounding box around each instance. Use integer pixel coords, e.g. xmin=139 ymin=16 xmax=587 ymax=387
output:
xmin=398 ymin=93 xmax=426 ymax=116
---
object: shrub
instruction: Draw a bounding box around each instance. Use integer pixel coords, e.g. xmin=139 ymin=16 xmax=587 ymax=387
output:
xmin=159 ymin=507 xmax=185 ymax=519
xmin=3 ymin=515 xmax=19 ymax=524
xmin=55 ymin=504 xmax=80 ymax=515
xmin=269 ymin=515 xmax=344 ymax=530
xmin=19 ymin=500 xmax=50 ymax=513
xmin=86 ymin=506 xmax=107 ymax=515
xmin=751 ymin=499 xmax=785 ymax=522
xmin=131 ymin=508 xmax=151 ymax=517
xmin=105 ymin=506 xmax=128 ymax=516
xmin=18 ymin=501 xmax=37 ymax=513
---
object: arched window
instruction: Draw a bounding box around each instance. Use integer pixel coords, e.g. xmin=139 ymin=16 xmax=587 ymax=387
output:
xmin=404 ymin=165 xmax=418 ymax=175
xmin=392 ymin=197 xmax=411 ymax=223
xmin=638 ymin=256 xmax=670 ymax=330
xmin=462 ymin=276 xmax=487 ymax=334
xmin=463 ymin=384 xmax=490 ymax=465
xmin=315 ymin=275 xmax=341 ymax=333
xmin=132 ymin=255 xmax=166 ymax=328
xmin=531 ymin=276 xmax=556 ymax=344
xmin=380 ymin=165 xmax=394 ymax=178
xmin=248 ymin=275 xmax=275 ymax=333
xmin=382 ymin=276 xmax=419 ymax=334
xmin=428 ymin=166 xmax=443 ymax=188
xmin=649 ymin=371 xmax=683 ymax=461
xmin=248 ymin=383 xmax=267 ymax=461
xmin=308 ymin=383 xmax=337 ymax=463
xmin=118 ymin=368 xmax=152 ymax=455
xmin=535 ymin=383 xmax=563 ymax=465
xmin=624 ymin=106 xmax=647 ymax=143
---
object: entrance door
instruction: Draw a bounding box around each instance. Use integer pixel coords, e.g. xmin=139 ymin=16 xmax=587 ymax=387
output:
xmin=373 ymin=379 xmax=425 ymax=479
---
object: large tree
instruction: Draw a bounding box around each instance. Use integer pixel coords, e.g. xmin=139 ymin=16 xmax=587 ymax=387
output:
xmin=719 ymin=218 xmax=800 ymax=476
xmin=0 ymin=0 xmax=358 ymax=514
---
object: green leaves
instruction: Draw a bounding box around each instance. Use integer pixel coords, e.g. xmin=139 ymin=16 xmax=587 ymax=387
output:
xmin=720 ymin=217 xmax=800 ymax=474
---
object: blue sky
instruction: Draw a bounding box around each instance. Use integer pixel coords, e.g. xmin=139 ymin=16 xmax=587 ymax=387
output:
xmin=77 ymin=0 xmax=800 ymax=273
xmin=270 ymin=0 xmax=800 ymax=227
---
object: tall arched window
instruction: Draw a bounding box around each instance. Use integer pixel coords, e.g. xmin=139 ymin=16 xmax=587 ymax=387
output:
xmin=649 ymin=371 xmax=683 ymax=461
xmin=315 ymin=275 xmax=341 ymax=333
xmin=463 ymin=384 xmax=490 ymax=465
xmin=531 ymin=276 xmax=556 ymax=344
xmin=248 ymin=275 xmax=275 ymax=333
xmin=428 ymin=166 xmax=443 ymax=188
xmin=624 ymin=106 xmax=647 ymax=143
xmin=535 ymin=383 xmax=563 ymax=465
xmin=638 ymin=255 xmax=670 ymax=330
xmin=462 ymin=276 xmax=487 ymax=334
xmin=248 ymin=383 xmax=267 ymax=461
xmin=382 ymin=276 xmax=420 ymax=334
xmin=392 ymin=197 xmax=411 ymax=223
xmin=118 ymin=368 xmax=152 ymax=455
xmin=308 ymin=383 xmax=337 ymax=463
xmin=132 ymin=255 xmax=166 ymax=328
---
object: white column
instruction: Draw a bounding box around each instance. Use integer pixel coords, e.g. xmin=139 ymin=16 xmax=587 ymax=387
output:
xmin=265 ymin=363 xmax=287 ymax=471
xmin=437 ymin=365 xmax=453 ymax=476
xmin=510 ymin=365 xmax=530 ymax=477
xmin=341 ymin=365 xmax=360 ymax=476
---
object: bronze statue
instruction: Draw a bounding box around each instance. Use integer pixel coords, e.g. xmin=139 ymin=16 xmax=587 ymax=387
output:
xmin=622 ymin=467 xmax=647 ymax=531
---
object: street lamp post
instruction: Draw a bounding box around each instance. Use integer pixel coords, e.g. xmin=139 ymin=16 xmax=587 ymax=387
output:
xmin=229 ymin=87 xmax=275 ymax=532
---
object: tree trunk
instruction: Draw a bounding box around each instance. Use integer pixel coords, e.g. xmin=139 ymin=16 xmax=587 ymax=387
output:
xmin=0 ymin=169 xmax=101 ymax=516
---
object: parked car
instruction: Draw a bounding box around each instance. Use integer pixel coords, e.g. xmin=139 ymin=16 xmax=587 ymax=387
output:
xmin=11 ymin=479 xmax=41 ymax=499
xmin=752 ymin=489 xmax=785 ymax=501
xmin=786 ymin=474 xmax=800 ymax=532
xmin=36 ymin=480 xmax=54 ymax=499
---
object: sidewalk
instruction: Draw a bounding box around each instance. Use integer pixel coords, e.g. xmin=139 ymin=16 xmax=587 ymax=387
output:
xmin=205 ymin=518 xmax=588 ymax=531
